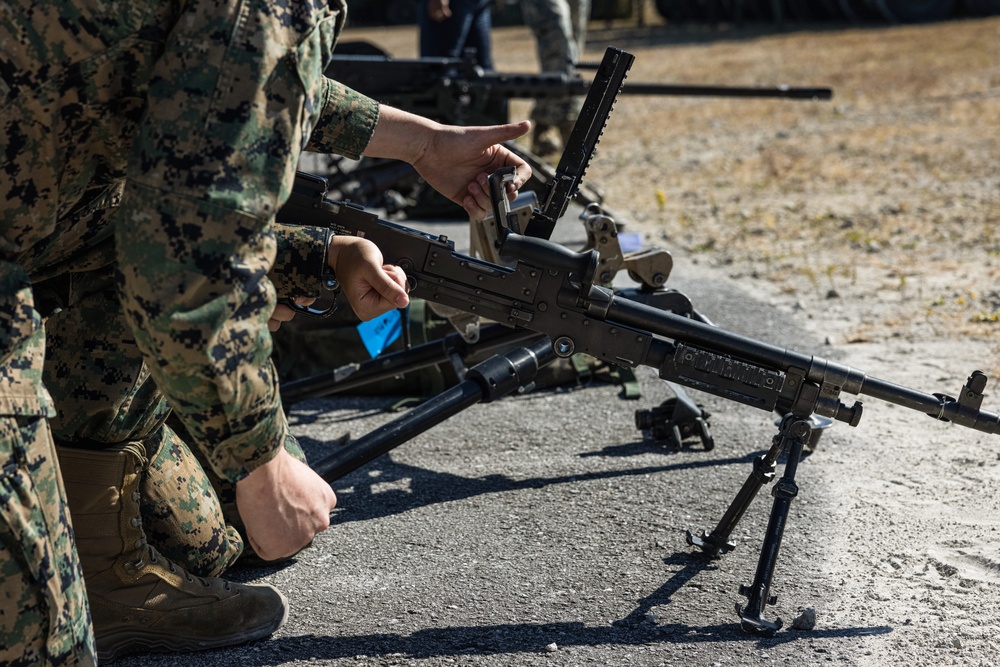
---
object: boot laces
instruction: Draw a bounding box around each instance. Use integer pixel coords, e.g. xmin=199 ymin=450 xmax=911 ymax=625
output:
xmin=124 ymin=491 xmax=216 ymax=588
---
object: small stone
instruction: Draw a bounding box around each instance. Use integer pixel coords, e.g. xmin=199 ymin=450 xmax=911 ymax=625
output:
xmin=952 ymin=636 xmax=963 ymax=649
xmin=544 ymin=642 xmax=558 ymax=653
xmin=792 ymin=607 xmax=817 ymax=630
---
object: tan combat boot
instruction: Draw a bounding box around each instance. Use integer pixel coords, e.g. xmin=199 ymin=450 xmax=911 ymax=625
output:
xmin=57 ymin=443 xmax=289 ymax=662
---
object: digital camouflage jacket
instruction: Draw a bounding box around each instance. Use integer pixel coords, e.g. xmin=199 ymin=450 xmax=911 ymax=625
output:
xmin=0 ymin=0 xmax=379 ymax=482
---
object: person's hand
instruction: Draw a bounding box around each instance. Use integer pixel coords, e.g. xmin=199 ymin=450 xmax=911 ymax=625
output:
xmin=362 ymin=106 xmax=533 ymax=221
xmin=268 ymin=296 xmax=316 ymax=331
xmin=411 ymin=120 xmax=533 ymax=221
xmin=328 ymin=235 xmax=409 ymax=320
xmin=428 ymin=0 xmax=451 ymax=21
xmin=236 ymin=448 xmax=338 ymax=561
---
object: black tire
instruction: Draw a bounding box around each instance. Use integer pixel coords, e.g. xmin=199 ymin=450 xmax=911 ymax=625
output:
xmin=785 ymin=0 xmax=823 ymax=20
xmin=735 ymin=0 xmax=775 ymax=21
xmin=818 ymin=0 xmax=848 ymax=19
xmin=654 ymin=0 xmax=701 ymax=22
xmin=876 ymin=0 xmax=957 ymax=20
xmin=334 ymin=41 xmax=391 ymax=57
xmin=384 ymin=0 xmax=418 ymax=25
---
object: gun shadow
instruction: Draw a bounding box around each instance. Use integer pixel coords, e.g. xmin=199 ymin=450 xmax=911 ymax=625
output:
xmin=297 ymin=433 xmax=760 ymax=526
xmin=124 ymin=569 xmax=891 ymax=667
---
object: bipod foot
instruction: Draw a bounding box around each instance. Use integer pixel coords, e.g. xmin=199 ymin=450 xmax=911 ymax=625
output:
xmin=686 ymin=528 xmax=735 ymax=558
xmin=635 ymin=381 xmax=714 ymax=450
xmin=685 ymin=435 xmax=784 ymax=562
xmin=736 ymin=584 xmax=783 ymax=637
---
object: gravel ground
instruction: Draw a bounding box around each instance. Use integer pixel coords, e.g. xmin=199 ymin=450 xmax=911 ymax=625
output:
xmin=114 ymin=13 xmax=1000 ymax=667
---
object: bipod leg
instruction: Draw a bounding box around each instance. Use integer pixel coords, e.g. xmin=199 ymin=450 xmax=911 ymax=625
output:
xmin=736 ymin=414 xmax=813 ymax=637
xmin=687 ymin=428 xmax=786 ymax=557
xmin=311 ymin=336 xmax=556 ymax=483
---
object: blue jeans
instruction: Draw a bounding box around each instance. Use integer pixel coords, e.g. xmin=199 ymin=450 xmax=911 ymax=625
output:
xmin=418 ymin=0 xmax=494 ymax=69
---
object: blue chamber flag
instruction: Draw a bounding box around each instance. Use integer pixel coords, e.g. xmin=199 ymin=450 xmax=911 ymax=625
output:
xmin=356 ymin=308 xmax=403 ymax=358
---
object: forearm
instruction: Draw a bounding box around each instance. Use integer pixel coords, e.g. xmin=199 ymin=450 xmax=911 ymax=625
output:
xmin=360 ymin=104 xmax=441 ymax=164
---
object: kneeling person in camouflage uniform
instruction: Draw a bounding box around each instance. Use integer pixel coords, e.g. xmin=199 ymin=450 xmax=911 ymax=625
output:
xmin=0 ymin=0 xmax=532 ymax=663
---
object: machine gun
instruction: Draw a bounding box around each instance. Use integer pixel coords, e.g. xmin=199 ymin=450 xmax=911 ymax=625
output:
xmin=328 ymin=43 xmax=832 ymax=128
xmin=316 ymin=42 xmax=833 ymax=218
xmin=279 ymin=46 xmax=1000 ymax=636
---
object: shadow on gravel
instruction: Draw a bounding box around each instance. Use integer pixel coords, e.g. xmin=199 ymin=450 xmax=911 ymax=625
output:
xmin=218 ymin=618 xmax=893 ymax=665
xmin=304 ymin=438 xmax=760 ymax=525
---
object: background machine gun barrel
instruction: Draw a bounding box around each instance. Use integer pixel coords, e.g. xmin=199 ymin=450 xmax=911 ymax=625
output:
xmin=317 ymin=43 xmax=832 ymax=217
xmin=327 ymin=48 xmax=833 ymax=128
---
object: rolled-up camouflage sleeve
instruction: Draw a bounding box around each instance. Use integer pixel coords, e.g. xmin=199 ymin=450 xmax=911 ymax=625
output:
xmin=271 ymin=224 xmax=331 ymax=298
xmin=116 ymin=0 xmax=350 ymax=483
xmin=271 ymin=78 xmax=378 ymax=297
xmin=305 ymin=77 xmax=380 ymax=158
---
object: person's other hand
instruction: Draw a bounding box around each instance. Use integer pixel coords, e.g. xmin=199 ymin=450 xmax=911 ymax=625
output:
xmin=268 ymin=296 xmax=316 ymax=331
xmin=328 ymin=235 xmax=409 ymax=320
xmin=236 ymin=448 xmax=338 ymax=561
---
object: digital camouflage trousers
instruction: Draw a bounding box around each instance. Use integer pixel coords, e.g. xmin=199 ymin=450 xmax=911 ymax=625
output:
xmin=1 ymin=260 xmax=95 ymax=666
xmin=520 ymin=0 xmax=591 ymax=127
xmin=2 ymin=265 xmax=305 ymax=664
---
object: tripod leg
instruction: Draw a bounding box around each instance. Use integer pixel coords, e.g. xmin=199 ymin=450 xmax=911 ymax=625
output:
xmin=687 ymin=429 xmax=784 ymax=557
xmin=736 ymin=415 xmax=813 ymax=636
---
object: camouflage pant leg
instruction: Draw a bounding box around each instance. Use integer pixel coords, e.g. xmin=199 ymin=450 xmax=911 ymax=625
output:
xmin=140 ymin=421 xmax=244 ymax=577
xmin=0 ymin=416 xmax=97 ymax=666
xmin=167 ymin=413 xmax=307 ymax=565
xmin=521 ymin=0 xmax=584 ymax=126
xmin=0 ymin=262 xmax=96 ymax=666
xmin=42 ymin=268 xmax=241 ymax=577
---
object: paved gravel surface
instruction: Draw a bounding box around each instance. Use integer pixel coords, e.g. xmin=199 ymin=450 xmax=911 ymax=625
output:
xmin=117 ymin=207 xmax=996 ymax=667
xmin=113 ymin=15 xmax=1000 ymax=667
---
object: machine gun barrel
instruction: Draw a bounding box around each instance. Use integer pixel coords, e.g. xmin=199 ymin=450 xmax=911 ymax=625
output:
xmin=615 ymin=82 xmax=831 ymax=99
xmin=604 ymin=295 xmax=1000 ymax=432
xmin=278 ymin=176 xmax=1000 ymax=437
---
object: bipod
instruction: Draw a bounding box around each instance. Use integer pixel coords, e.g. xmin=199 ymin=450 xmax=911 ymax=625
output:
xmin=687 ymin=413 xmax=814 ymax=636
xmin=310 ymin=336 xmax=556 ymax=483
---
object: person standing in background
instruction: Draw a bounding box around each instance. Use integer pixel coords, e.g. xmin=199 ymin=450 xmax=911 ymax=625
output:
xmin=520 ymin=0 xmax=591 ymax=159
xmin=419 ymin=0 xmax=495 ymax=69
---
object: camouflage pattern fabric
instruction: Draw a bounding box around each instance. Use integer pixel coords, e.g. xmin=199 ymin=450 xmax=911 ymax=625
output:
xmin=0 ymin=263 xmax=95 ymax=666
xmin=39 ymin=265 xmax=242 ymax=573
xmin=138 ymin=422 xmax=245 ymax=578
xmin=2 ymin=0 xmax=381 ymax=660
xmin=520 ymin=0 xmax=592 ymax=126
xmin=1 ymin=0 xmax=379 ymax=486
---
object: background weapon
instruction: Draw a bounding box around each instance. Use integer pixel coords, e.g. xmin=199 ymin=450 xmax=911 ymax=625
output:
xmin=314 ymin=42 xmax=833 ymax=218
xmin=279 ymin=46 xmax=1000 ymax=636
xmin=328 ymin=44 xmax=832 ymax=128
